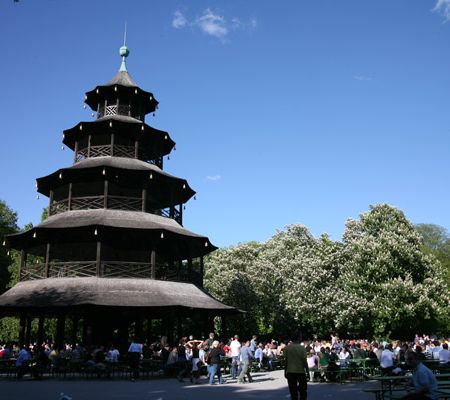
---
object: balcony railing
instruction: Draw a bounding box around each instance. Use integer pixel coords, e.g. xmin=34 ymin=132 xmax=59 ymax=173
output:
xmin=20 ymin=261 xmax=200 ymax=284
xmin=48 ymin=196 xmax=181 ymax=224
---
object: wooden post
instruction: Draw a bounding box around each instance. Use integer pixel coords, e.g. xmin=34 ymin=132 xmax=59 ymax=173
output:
xmin=150 ymin=246 xmax=156 ymax=279
xmin=176 ymin=260 xmax=181 ymax=281
xmin=73 ymin=141 xmax=78 ymax=163
xmin=72 ymin=316 xmax=79 ymax=345
xmin=19 ymin=250 xmax=26 ymax=282
xmin=37 ymin=315 xmax=45 ymax=346
xmin=68 ymin=182 xmax=73 ymax=210
xmin=49 ymin=190 xmax=54 ymax=216
xmin=134 ymin=140 xmax=139 ymax=159
xmin=18 ymin=313 xmax=26 ymax=347
xmin=104 ymin=180 xmax=108 ymax=209
xmin=87 ymin=134 xmax=91 ymax=157
xmin=200 ymin=256 xmax=204 ymax=288
xmin=142 ymin=188 xmax=147 ymax=212
xmin=25 ymin=316 xmax=32 ymax=346
xmin=56 ymin=314 xmax=66 ymax=350
xmin=135 ymin=317 xmax=143 ymax=340
xmin=44 ymin=243 xmax=51 ymax=278
xmin=110 ymin=133 xmax=114 ymax=156
xmin=96 ymin=241 xmax=102 ymax=277
xmin=146 ymin=317 xmax=152 ymax=344
xmin=187 ymin=257 xmax=193 ymax=282
xmin=179 ymin=204 xmax=183 ymax=225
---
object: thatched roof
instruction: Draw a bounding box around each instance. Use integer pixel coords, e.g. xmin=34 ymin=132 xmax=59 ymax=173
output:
xmin=38 ymin=209 xmax=196 ymax=234
xmin=0 ymin=277 xmax=238 ymax=314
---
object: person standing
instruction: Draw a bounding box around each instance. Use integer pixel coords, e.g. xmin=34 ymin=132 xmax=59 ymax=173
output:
xmin=209 ymin=340 xmax=225 ymax=385
xmin=238 ymin=340 xmax=254 ymax=383
xmin=127 ymin=337 xmax=143 ymax=381
xmin=230 ymin=335 xmax=241 ymax=380
xmin=284 ymin=334 xmax=309 ymax=400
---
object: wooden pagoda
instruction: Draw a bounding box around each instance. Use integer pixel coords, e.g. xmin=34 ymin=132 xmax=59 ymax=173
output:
xmin=0 ymin=43 xmax=236 ymax=349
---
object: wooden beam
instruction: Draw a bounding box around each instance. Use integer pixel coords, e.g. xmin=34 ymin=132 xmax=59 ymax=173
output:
xmin=104 ymin=180 xmax=108 ymax=209
xmin=110 ymin=133 xmax=115 ymax=156
xmin=96 ymin=241 xmax=102 ymax=277
xmin=68 ymin=182 xmax=73 ymax=210
xmin=44 ymin=243 xmax=51 ymax=278
xmin=135 ymin=140 xmax=139 ymax=159
xmin=73 ymin=141 xmax=78 ymax=163
xmin=142 ymin=188 xmax=147 ymax=212
xmin=49 ymin=190 xmax=54 ymax=216
xmin=87 ymin=135 xmax=91 ymax=157
xmin=150 ymin=246 xmax=156 ymax=279
xmin=19 ymin=250 xmax=26 ymax=282
xmin=200 ymin=256 xmax=204 ymax=288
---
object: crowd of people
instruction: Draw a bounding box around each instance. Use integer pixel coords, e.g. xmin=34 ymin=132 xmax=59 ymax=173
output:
xmin=0 ymin=332 xmax=448 ymax=385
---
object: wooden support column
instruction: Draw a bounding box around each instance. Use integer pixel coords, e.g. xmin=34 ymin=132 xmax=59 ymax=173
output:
xmin=187 ymin=257 xmax=193 ymax=282
xmin=135 ymin=317 xmax=143 ymax=340
xmin=72 ymin=316 xmax=79 ymax=345
xmin=96 ymin=241 xmax=102 ymax=277
xmin=176 ymin=315 xmax=182 ymax=341
xmin=134 ymin=140 xmax=139 ymax=159
xmin=44 ymin=243 xmax=51 ymax=278
xmin=18 ymin=313 xmax=26 ymax=347
xmin=87 ymin=135 xmax=91 ymax=157
xmin=19 ymin=250 xmax=26 ymax=282
xmin=177 ymin=260 xmax=182 ymax=281
xmin=146 ymin=317 xmax=152 ymax=344
xmin=110 ymin=133 xmax=114 ymax=156
xmin=49 ymin=190 xmax=54 ymax=216
xmin=68 ymin=182 xmax=73 ymax=210
xmin=179 ymin=204 xmax=183 ymax=225
xmin=55 ymin=314 xmax=66 ymax=350
xmin=25 ymin=316 xmax=32 ymax=346
xmin=200 ymin=256 xmax=204 ymax=288
xmin=150 ymin=246 xmax=156 ymax=279
xmin=104 ymin=180 xmax=108 ymax=209
xmin=37 ymin=315 xmax=45 ymax=346
xmin=142 ymin=188 xmax=147 ymax=212
xmin=73 ymin=141 xmax=78 ymax=163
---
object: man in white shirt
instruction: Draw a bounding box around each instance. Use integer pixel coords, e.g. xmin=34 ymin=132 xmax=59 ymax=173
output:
xmin=380 ymin=344 xmax=395 ymax=374
xmin=230 ymin=335 xmax=241 ymax=379
xmin=439 ymin=343 xmax=450 ymax=365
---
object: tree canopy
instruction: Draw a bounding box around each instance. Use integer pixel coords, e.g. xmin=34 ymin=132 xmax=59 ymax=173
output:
xmin=0 ymin=200 xmax=19 ymax=294
xmin=204 ymin=204 xmax=450 ymax=340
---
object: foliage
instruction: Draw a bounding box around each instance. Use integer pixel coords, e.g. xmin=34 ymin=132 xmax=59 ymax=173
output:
xmin=204 ymin=204 xmax=450 ymax=340
xmin=0 ymin=200 xmax=19 ymax=294
xmin=415 ymin=223 xmax=450 ymax=285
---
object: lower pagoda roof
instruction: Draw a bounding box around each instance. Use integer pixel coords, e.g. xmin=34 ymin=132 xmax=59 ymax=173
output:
xmin=0 ymin=277 xmax=239 ymax=315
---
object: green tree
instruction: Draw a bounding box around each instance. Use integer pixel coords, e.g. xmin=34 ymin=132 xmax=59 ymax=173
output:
xmin=415 ymin=223 xmax=450 ymax=285
xmin=204 ymin=242 xmax=263 ymax=337
xmin=0 ymin=200 xmax=19 ymax=294
xmin=339 ymin=204 xmax=449 ymax=338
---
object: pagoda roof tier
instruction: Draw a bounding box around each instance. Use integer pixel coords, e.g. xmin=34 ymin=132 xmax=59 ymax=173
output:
xmin=37 ymin=157 xmax=195 ymax=206
xmin=63 ymin=116 xmax=175 ymax=156
xmin=84 ymin=74 xmax=158 ymax=115
xmin=0 ymin=277 xmax=239 ymax=315
xmin=6 ymin=209 xmax=216 ymax=258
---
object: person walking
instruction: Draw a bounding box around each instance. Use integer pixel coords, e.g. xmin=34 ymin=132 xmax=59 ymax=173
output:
xmin=284 ymin=334 xmax=309 ymax=400
xmin=230 ymin=335 xmax=241 ymax=380
xmin=209 ymin=340 xmax=225 ymax=385
xmin=238 ymin=340 xmax=254 ymax=383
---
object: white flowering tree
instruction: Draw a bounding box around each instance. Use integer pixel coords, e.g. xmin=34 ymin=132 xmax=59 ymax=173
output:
xmin=339 ymin=204 xmax=449 ymax=338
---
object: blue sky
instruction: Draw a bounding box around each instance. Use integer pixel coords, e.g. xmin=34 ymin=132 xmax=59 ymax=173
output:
xmin=1 ymin=0 xmax=449 ymax=248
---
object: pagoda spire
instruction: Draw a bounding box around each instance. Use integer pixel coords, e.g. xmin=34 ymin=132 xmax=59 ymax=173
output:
xmin=119 ymin=22 xmax=129 ymax=72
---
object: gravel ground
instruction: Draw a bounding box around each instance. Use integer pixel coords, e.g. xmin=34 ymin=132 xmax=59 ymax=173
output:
xmin=1 ymin=369 xmax=379 ymax=400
